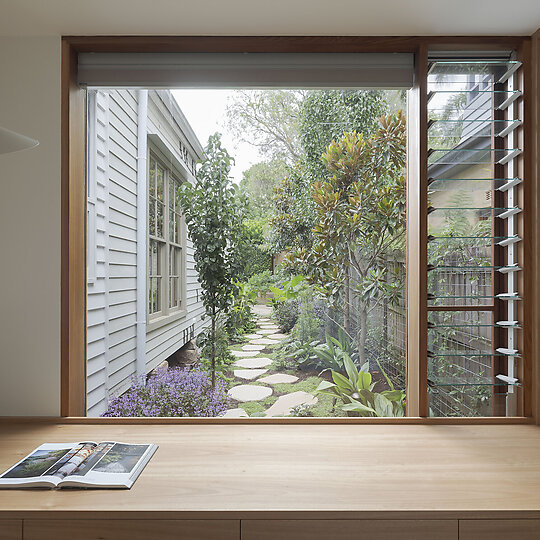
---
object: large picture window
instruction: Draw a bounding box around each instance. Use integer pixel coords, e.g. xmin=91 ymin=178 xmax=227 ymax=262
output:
xmin=71 ymin=39 xmax=533 ymax=420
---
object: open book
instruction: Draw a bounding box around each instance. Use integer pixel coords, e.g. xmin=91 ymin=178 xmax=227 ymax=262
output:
xmin=0 ymin=441 xmax=157 ymax=489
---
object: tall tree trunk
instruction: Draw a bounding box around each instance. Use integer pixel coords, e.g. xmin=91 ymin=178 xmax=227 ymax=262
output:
xmin=358 ymin=304 xmax=368 ymax=367
xmin=211 ymin=309 xmax=216 ymax=389
xmin=344 ymin=270 xmax=351 ymax=334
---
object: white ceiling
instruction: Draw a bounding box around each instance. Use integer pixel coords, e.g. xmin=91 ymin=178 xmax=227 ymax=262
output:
xmin=0 ymin=0 xmax=539 ymax=37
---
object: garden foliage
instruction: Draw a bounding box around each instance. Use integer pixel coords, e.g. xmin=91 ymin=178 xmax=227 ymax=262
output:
xmin=177 ymin=133 xmax=244 ymax=386
xmin=103 ymin=367 xmax=230 ymax=417
xmin=315 ymin=356 xmax=406 ymax=417
xmin=289 ymin=113 xmax=407 ymax=364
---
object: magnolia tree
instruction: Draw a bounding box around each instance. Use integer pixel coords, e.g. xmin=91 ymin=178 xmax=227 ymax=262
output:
xmin=178 ymin=133 xmax=244 ymax=387
xmin=290 ymin=113 xmax=407 ymax=365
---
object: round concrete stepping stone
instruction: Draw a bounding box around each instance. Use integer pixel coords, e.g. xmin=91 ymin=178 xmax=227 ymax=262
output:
xmin=245 ymin=333 xmax=264 ymax=339
xmin=258 ymin=329 xmax=280 ymax=335
xmin=242 ymin=344 xmax=265 ymax=352
xmin=258 ymin=318 xmax=271 ymax=322
xmin=231 ymin=350 xmax=255 ymax=358
xmin=222 ymin=408 xmax=249 ymax=418
xmin=249 ymin=338 xmax=279 ymax=345
xmin=234 ymin=357 xmax=273 ymax=369
xmin=252 ymin=305 xmax=272 ymax=317
xmin=228 ymin=384 xmax=272 ymax=402
xmin=267 ymin=333 xmax=288 ymax=340
xmin=259 ymin=326 xmax=280 ymax=332
xmin=258 ymin=374 xmax=299 ymax=384
xmin=234 ymin=368 xmax=268 ymax=380
xmin=264 ymin=391 xmax=318 ymax=417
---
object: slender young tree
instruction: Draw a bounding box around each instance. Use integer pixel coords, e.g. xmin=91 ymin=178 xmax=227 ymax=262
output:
xmin=177 ymin=133 xmax=243 ymax=387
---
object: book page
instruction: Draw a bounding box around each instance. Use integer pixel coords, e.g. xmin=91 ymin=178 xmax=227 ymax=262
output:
xmin=0 ymin=443 xmax=79 ymax=487
xmin=47 ymin=442 xmax=97 ymax=480
xmin=61 ymin=442 xmax=156 ymax=488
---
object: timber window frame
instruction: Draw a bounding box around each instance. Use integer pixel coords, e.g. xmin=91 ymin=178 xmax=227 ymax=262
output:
xmin=61 ymin=35 xmax=538 ymax=421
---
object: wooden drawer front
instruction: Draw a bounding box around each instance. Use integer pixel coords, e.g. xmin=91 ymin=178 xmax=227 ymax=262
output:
xmin=242 ymin=520 xmax=457 ymax=540
xmin=460 ymin=520 xmax=540 ymax=540
xmin=24 ymin=520 xmax=239 ymax=540
xmin=0 ymin=521 xmax=22 ymax=540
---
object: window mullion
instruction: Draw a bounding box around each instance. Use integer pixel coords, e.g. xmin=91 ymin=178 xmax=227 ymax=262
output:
xmin=406 ymin=44 xmax=429 ymax=417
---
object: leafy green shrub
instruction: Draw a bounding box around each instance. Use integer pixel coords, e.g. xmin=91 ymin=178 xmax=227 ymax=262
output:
xmin=197 ymin=317 xmax=234 ymax=377
xmin=225 ymin=281 xmax=257 ymax=339
xmin=248 ymin=270 xmax=275 ymax=294
xmin=270 ymin=274 xmax=305 ymax=303
xmin=313 ymin=329 xmax=359 ymax=371
xmin=315 ymin=356 xmax=405 ymax=417
xmin=273 ymin=299 xmax=300 ymax=333
xmin=294 ymin=289 xmax=323 ymax=344
xmin=237 ymin=218 xmax=273 ymax=280
xmin=271 ymin=275 xmax=306 ymax=332
xmin=247 ymin=269 xmax=288 ymax=298
xmin=274 ymin=335 xmax=319 ymax=371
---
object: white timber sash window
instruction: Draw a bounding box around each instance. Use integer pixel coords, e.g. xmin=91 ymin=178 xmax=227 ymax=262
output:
xmin=148 ymin=153 xmax=184 ymax=320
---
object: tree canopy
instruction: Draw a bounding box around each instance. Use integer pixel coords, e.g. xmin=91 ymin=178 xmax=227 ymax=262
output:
xmin=177 ymin=133 xmax=244 ymax=385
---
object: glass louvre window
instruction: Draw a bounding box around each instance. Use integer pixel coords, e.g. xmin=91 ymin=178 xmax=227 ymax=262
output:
xmin=426 ymin=56 xmax=523 ymax=417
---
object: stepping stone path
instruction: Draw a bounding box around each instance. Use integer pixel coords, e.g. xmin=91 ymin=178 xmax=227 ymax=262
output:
xmin=231 ymin=350 xmax=255 ymax=358
xmin=228 ymin=384 xmax=272 ymax=402
xmin=250 ymin=338 xmax=279 ymax=345
xmin=259 ymin=374 xmax=299 ymax=384
xmin=252 ymin=305 xmax=272 ymax=317
xmin=234 ymin=368 xmax=268 ymax=380
xmin=234 ymin=357 xmax=273 ymax=369
xmin=242 ymin=344 xmax=265 ymax=352
xmin=225 ymin=305 xmax=317 ymax=417
xmin=265 ymin=391 xmax=318 ymax=417
xmin=267 ymin=333 xmax=287 ymax=340
xmin=222 ymin=408 xmax=249 ymax=418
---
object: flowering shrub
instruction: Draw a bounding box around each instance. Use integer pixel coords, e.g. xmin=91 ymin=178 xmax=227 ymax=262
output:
xmin=102 ymin=366 xmax=230 ymax=417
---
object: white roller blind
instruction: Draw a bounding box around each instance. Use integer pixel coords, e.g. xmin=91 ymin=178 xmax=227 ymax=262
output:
xmin=78 ymin=52 xmax=414 ymax=89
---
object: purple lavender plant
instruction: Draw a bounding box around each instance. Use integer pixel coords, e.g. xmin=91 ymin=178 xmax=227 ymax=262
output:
xmin=102 ymin=366 xmax=230 ymax=417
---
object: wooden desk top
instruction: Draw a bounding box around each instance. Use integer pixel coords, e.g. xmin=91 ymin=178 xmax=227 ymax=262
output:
xmin=1 ymin=422 xmax=540 ymax=520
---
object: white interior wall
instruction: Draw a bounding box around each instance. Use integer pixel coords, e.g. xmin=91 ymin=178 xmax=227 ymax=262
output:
xmin=0 ymin=37 xmax=61 ymax=415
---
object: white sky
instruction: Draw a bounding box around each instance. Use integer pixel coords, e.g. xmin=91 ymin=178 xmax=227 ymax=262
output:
xmin=172 ymin=89 xmax=262 ymax=184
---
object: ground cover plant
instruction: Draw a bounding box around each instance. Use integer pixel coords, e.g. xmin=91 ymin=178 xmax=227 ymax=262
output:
xmin=103 ymin=367 xmax=230 ymax=417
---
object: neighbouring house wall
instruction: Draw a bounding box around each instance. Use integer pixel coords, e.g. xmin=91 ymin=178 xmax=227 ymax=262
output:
xmin=0 ymin=37 xmax=61 ymax=415
xmin=86 ymin=89 xmax=206 ymax=416
xmin=144 ymin=91 xmax=207 ymax=375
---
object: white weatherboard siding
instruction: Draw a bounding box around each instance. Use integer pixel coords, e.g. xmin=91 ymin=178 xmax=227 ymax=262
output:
xmin=86 ymin=89 xmax=206 ymax=417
